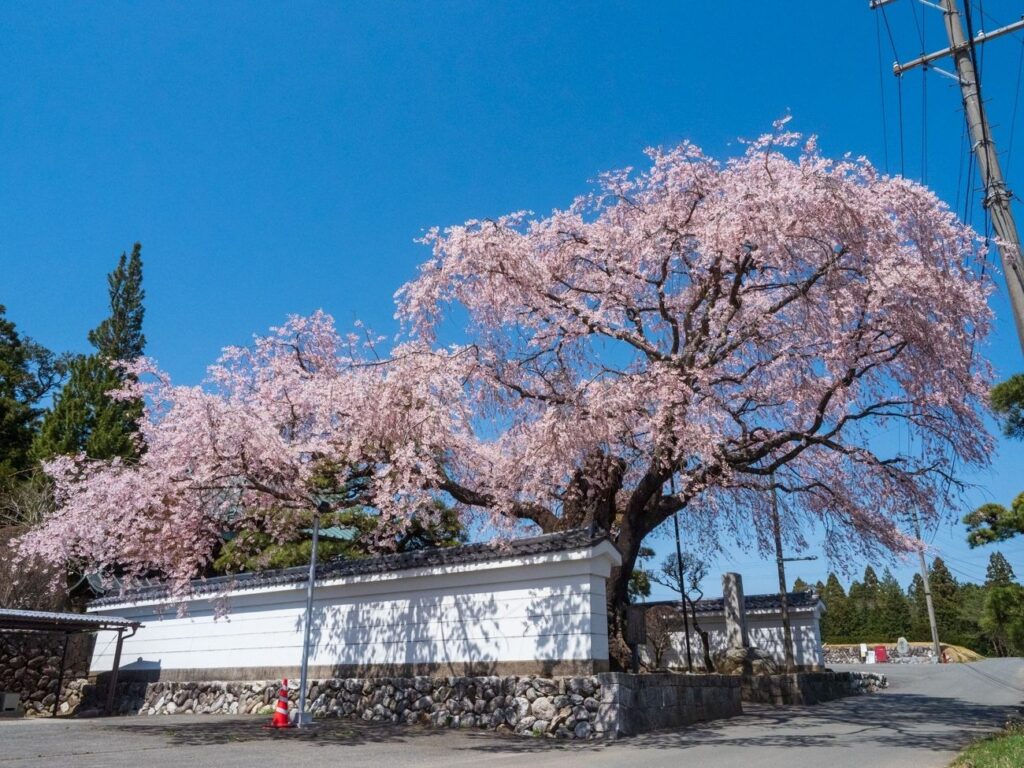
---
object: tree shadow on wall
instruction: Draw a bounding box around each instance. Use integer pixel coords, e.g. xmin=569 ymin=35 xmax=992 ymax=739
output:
xmin=295 ymin=573 xmax=592 ymax=678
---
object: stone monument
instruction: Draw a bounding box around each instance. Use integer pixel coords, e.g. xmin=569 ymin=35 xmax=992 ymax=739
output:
xmin=722 ymin=572 xmax=749 ymax=650
xmin=715 ymin=572 xmax=779 ymax=676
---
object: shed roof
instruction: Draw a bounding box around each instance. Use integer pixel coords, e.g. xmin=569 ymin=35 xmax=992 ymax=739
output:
xmin=0 ymin=608 xmax=142 ymax=633
xmin=89 ymin=527 xmax=608 ymax=608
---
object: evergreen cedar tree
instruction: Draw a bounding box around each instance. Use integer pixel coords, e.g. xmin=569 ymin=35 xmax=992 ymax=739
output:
xmin=32 ymin=244 xmax=145 ymax=463
xmin=986 ymin=552 xmax=1016 ymax=587
xmin=817 ymin=553 xmax=1023 ymax=656
xmin=0 ymin=306 xmax=65 ymax=487
xmin=19 ymin=125 xmax=995 ymax=665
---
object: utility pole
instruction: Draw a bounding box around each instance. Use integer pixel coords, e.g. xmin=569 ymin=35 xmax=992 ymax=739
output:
xmin=912 ymin=509 xmax=943 ymax=661
xmin=769 ymin=473 xmax=817 ymax=673
xmin=872 ymin=1 xmax=1024 ymax=355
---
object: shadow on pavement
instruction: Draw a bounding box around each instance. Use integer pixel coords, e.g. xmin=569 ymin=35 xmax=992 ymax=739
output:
xmin=98 ymin=717 xmax=448 ymax=748
xmin=459 ymin=691 xmax=1023 ymax=755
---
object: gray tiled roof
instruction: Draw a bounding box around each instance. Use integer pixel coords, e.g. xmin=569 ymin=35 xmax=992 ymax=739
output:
xmin=88 ymin=527 xmax=607 ymax=608
xmin=644 ymin=590 xmax=821 ymax=615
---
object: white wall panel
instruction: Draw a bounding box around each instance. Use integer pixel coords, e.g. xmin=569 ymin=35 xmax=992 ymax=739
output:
xmin=89 ymin=543 xmax=618 ymax=675
xmin=650 ymin=609 xmax=825 ymax=669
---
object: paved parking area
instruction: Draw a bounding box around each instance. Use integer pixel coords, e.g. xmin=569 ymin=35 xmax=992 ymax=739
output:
xmin=2 ymin=660 xmax=1021 ymax=768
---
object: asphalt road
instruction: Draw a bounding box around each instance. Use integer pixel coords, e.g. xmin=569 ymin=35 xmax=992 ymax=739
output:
xmin=1 ymin=659 xmax=1021 ymax=768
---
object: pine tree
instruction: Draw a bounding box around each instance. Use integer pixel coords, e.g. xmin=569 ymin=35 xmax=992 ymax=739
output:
xmin=985 ymin=551 xmax=1016 ymax=587
xmin=966 ymin=374 xmax=1024 ymax=546
xmin=991 ymin=373 xmax=1024 ymax=440
xmin=965 ymin=496 xmax=1024 ymax=547
xmin=792 ymin=577 xmax=811 ymax=592
xmin=33 ymin=245 xmax=145 ymax=462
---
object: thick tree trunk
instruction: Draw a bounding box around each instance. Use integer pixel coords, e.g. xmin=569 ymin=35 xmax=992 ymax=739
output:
xmin=605 ymin=563 xmax=634 ymax=671
xmin=605 ymin=524 xmax=646 ymax=671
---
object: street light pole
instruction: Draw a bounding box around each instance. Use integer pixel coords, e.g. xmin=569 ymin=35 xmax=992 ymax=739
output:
xmin=769 ymin=475 xmax=796 ymax=673
xmin=672 ymin=509 xmax=694 ymax=672
xmin=768 ymin=473 xmax=818 ymax=673
xmin=295 ymin=503 xmax=323 ymax=728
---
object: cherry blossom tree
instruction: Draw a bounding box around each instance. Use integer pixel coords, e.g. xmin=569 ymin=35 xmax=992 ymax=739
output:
xmin=394 ymin=122 xmax=993 ymax=658
xmin=17 ymin=313 xmax=475 ymax=595
xmin=21 ymin=123 xmax=993 ymax=664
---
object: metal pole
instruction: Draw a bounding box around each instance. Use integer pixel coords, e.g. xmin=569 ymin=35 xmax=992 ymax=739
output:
xmin=672 ymin=510 xmax=693 ymax=672
xmin=53 ymin=632 xmax=69 ymax=718
xmin=296 ymin=506 xmax=321 ymax=727
xmin=913 ymin=511 xmax=943 ymax=660
xmin=940 ymin=0 xmax=1024 ymax=355
xmin=104 ymin=629 xmax=125 ymax=716
xmin=770 ymin=475 xmax=796 ymax=673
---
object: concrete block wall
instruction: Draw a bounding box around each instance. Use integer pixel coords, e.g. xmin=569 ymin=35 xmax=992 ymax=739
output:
xmin=594 ymin=672 xmax=742 ymax=737
xmin=741 ymin=671 xmax=888 ymax=705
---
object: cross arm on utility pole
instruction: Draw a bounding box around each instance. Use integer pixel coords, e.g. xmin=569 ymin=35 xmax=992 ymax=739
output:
xmin=872 ymin=0 xmax=1024 ymax=356
xmin=891 ymin=16 xmax=1024 ymax=76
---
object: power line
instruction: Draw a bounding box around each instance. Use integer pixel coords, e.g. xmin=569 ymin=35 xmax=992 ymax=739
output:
xmin=1006 ymin=34 xmax=1024 ymax=177
xmin=910 ymin=0 xmax=926 ymax=50
xmin=922 ymin=62 xmax=929 ymax=183
xmin=879 ymin=5 xmax=907 ymax=176
xmin=876 ymin=12 xmax=892 ymax=173
xmin=956 ymin=118 xmax=969 ymax=216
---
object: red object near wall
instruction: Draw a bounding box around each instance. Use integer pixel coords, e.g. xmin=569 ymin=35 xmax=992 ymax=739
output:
xmin=874 ymin=645 xmax=888 ymax=663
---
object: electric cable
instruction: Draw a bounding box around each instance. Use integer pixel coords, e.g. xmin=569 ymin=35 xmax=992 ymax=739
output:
xmin=880 ymin=5 xmax=907 ymax=176
xmin=876 ymin=11 xmax=892 ymax=173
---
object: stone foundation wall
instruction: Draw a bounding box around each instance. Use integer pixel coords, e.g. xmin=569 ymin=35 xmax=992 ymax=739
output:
xmin=99 ymin=675 xmax=608 ymax=738
xmin=0 ymin=632 xmax=94 ymax=716
xmin=95 ymin=672 xmax=745 ymax=739
xmin=741 ymin=671 xmax=887 ymax=705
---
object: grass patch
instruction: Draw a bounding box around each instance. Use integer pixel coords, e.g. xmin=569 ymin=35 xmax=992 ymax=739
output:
xmin=950 ymin=722 xmax=1024 ymax=768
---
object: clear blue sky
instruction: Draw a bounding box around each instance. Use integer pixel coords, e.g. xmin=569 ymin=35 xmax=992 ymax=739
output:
xmin=3 ymin=1 xmax=1023 ymax=597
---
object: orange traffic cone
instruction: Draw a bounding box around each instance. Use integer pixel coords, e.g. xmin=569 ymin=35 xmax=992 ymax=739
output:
xmin=267 ymin=679 xmax=293 ymax=728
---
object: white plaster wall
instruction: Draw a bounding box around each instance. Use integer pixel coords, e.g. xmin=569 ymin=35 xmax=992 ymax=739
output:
xmin=649 ymin=610 xmax=824 ymax=669
xmin=88 ymin=543 xmax=618 ymax=675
